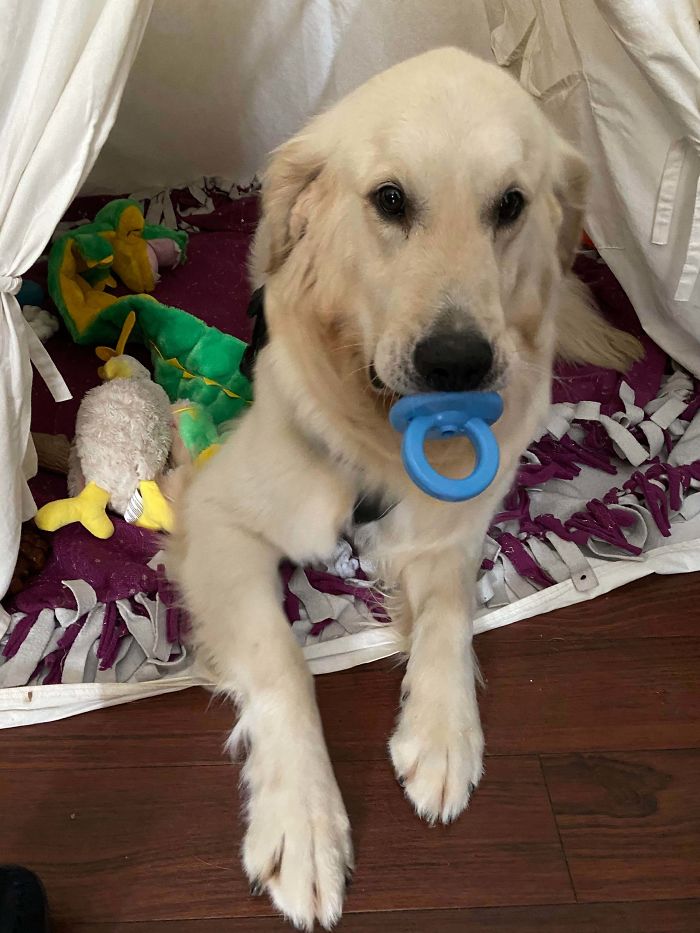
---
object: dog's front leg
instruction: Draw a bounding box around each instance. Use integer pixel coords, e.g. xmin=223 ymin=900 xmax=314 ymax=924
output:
xmin=178 ymin=519 xmax=353 ymax=929
xmin=389 ymin=545 xmax=484 ymax=824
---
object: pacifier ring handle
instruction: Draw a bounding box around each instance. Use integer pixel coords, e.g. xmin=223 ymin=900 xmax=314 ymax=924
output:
xmin=389 ymin=391 xmax=503 ymax=502
xmin=401 ymin=414 xmax=500 ymax=502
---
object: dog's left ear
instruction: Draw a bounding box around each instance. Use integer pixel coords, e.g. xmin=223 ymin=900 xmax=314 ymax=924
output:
xmin=553 ymin=139 xmax=590 ymax=271
xmin=260 ymin=129 xmax=328 ymax=275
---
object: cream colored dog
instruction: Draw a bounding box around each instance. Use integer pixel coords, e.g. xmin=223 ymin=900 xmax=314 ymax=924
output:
xmin=170 ymin=48 xmax=640 ymax=930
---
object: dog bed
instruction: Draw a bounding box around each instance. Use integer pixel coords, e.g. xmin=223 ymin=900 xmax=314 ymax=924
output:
xmin=2 ymin=184 xmax=699 ymax=726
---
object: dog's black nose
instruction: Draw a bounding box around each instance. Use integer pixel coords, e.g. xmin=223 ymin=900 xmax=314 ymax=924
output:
xmin=413 ymin=330 xmax=494 ymax=392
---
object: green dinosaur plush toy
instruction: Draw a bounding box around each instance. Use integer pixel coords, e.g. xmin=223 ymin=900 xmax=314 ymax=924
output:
xmin=48 ymin=198 xmax=252 ymax=425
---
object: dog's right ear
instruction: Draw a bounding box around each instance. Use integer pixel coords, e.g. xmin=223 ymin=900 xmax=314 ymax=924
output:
xmin=260 ymin=131 xmax=328 ymax=275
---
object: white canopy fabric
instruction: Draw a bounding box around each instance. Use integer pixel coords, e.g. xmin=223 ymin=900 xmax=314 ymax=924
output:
xmin=85 ymin=0 xmax=495 ymax=194
xmin=0 ymin=0 xmax=153 ymax=601
xmin=490 ymin=0 xmax=700 ymax=375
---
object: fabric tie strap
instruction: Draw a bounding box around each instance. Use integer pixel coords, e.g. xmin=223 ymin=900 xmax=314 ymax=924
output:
xmin=675 ymin=172 xmax=700 ymax=302
xmin=1 ymin=273 xmax=71 ymax=401
xmin=651 ymin=136 xmax=700 ymax=302
xmin=0 ymin=273 xmax=22 ymax=294
xmin=24 ymin=323 xmax=72 ymax=403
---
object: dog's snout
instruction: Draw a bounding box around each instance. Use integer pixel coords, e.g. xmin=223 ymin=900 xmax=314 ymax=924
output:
xmin=413 ymin=330 xmax=494 ymax=392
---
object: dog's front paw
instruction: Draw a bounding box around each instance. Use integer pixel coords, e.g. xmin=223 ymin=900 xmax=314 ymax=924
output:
xmin=242 ymin=752 xmax=353 ymax=931
xmin=389 ymin=690 xmax=484 ymax=824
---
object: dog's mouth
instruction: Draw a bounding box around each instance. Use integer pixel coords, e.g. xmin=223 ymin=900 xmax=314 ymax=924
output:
xmin=369 ymin=363 xmax=386 ymax=391
xmin=369 ymin=363 xmax=404 ymax=401
xmin=370 ymin=358 xmax=508 ymax=399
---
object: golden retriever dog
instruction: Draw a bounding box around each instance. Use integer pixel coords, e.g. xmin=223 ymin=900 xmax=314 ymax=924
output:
xmin=170 ymin=48 xmax=640 ymax=930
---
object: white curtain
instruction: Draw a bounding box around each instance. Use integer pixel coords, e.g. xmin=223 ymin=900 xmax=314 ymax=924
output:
xmin=486 ymin=0 xmax=700 ymax=374
xmin=0 ymin=0 xmax=154 ymax=600
xmin=85 ymin=0 xmax=494 ymax=194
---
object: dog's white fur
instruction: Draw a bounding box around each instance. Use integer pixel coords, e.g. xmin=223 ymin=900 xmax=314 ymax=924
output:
xmin=169 ymin=49 xmax=641 ymax=930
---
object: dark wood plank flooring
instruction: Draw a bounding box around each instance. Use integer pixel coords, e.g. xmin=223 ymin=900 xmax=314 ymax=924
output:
xmin=3 ymin=572 xmax=700 ymax=931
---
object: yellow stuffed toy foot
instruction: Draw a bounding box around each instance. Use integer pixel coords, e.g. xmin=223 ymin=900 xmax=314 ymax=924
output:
xmin=130 ymin=480 xmax=174 ymax=533
xmin=35 ymin=482 xmax=114 ymax=539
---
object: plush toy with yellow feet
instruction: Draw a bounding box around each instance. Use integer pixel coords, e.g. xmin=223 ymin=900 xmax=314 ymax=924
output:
xmin=35 ymin=314 xmax=175 ymax=539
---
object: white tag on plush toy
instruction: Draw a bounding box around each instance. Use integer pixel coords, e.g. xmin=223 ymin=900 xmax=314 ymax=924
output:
xmin=124 ymin=489 xmax=144 ymax=525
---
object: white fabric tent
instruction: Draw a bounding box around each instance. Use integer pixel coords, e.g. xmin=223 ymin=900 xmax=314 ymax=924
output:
xmin=493 ymin=0 xmax=700 ymax=374
xmin=2 ymin=0 xmax=700 ymax=725
xmin=0 ymin=0 xmax=153 ymax=600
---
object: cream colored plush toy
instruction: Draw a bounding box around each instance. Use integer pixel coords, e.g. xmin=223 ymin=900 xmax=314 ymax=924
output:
xmin=35 ymin=351 xmax=174 ymax=539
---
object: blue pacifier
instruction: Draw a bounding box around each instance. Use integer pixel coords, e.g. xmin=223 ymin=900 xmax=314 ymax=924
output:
xmin=389 ymin=391 xmax=503 ymax=502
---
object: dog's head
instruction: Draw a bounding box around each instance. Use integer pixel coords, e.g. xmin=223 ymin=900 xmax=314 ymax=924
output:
xmin=252 ymin=47 xmax=588 ymax=406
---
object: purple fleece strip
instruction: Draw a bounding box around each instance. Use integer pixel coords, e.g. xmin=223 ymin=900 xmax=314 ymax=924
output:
xmin=681 ymin=390 xmax=700 ymax=422
xmin=40 ymin=620 xmax=80 ymax=685
xmin=309 ymin=619 xmax=335 ymax=636
xmin=559 ymin=434 xmax=617 ymax=473
xmin=155 ymin=564 xmax=179 ymax=609
xmin=524 ymin=433 xmax=616 ymax=487
xmin=535 ymin=514 xmax=590 ymax=549
xmin=623 ymin=469 xmax=672 ymax=536
xmin=495 ymin=486 xmax=532 ymax=525
xmin=129 ymin=599 xmax=150 ymax=619
xmin=3 ymin=612 xmax=39 ymax=659
xmin=581 ymin=421 xmax=612 ymax=453
xmin=279 ymin=563 xmax=302 ymax=623
xmin=304 ymin=569 xmax=386 ymax=617
xmin=278 ymin=563 xmax=387 ymax=624
xmin=653 ymin=464 xmax=683 ymax=512
xmin=516 ymin=460 xmax=566 ymax=486
xmin=96 ymin=602 xmax=127 ymax=671
xmin=153 ymin=564 xmax=184 ymax=644
xmin=166 ymin=606 xmax=182 ymax=645
xmin=532 ymin=507 xmax=642 ymax=555
xmin=566 ymin=498 xmax=642 ymax=553
xmin=494 ymin=532 xmax=554 ymax=588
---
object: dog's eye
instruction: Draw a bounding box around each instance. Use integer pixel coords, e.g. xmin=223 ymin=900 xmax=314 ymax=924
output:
xmin=375 ymin=184 xmax=406 ymax=219
xmin=496 ymin=189 xmax=526 ymax=227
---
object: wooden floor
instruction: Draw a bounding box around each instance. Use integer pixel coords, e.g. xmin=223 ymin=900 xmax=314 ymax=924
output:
xmin=3 ymin=572 xmax=700 ymax=932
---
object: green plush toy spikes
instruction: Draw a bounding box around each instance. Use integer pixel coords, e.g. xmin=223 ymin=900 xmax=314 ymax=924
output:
xmin=173 ymin=401 xmax=222 ymax=463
